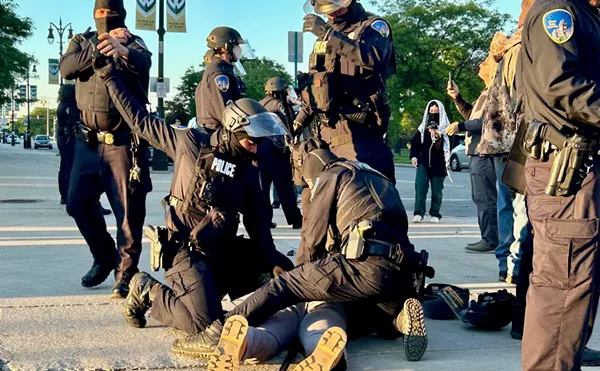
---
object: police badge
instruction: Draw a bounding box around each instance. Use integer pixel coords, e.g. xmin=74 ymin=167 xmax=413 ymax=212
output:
xmin=215 ymin=75 xmax=230 ymax=93
xmin=543 ymin=9 xmax=574 ymax=44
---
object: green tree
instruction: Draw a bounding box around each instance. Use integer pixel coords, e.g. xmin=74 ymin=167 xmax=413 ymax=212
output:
xmin=239 ymin=57 xmax=292 ymax=101
xmin=0 ymin=0 xmax=34 ymax=104
xmin=165 ymin=57 xmax=293 ymax=123
xmin=16 ymin=107 xmax=57 ymax=136
xmin=372 ymin=0 xmax=511 ymax=148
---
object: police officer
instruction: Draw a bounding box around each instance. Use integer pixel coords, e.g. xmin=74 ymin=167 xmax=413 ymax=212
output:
xmin=92 ymin=58 xmax=295 ymax=335
xmin=172 ymin=146 xmax=432 ymax=364
xmin=519 ymin=0 xmax=600 ymax=369
xmin=195 ymin=27 xmax=246 ymax=134
xmin=56 ymin=84 xmax=78 ymax=205
xmin=59 ymin=0 xmax=152 ymax=298
xmin=258 ymin=77 xmax=303 ymax=229
xmin=294 ymin=0 xmax=396 ymax=183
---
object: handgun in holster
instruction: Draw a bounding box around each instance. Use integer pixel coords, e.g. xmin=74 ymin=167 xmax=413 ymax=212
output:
xmin=145 ymin=225 xmax=169 ymax=271
xmin=525 ymin=121 xmax=596 ymax=197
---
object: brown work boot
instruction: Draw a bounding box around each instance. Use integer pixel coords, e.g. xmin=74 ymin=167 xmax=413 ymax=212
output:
xmin=208 ymin=316 xmax=249 ymax=371
xmin=293 ymin=327 xmax=347 ymax=371
xmin=395 ymin=298 xmax=428 ymax=361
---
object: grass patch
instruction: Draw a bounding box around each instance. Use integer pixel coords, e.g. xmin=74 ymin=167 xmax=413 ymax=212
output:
xmin=393 ymin=153 xmax=412 ymax=164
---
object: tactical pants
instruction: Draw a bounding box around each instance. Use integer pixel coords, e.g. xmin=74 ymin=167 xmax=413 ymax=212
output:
xmin=151 ymin=242 xmax=267 ymax=336
xmin=243 ymin=302 xmax=346 ymax=363
xmin=226 ymin=254 xmax=413 ymax=329
xmin=258 ymin=142 xmax=302 ymax=226
xmin=67 ymin=138 xmax=148 ymax=281
xmin=57 ymin=135 xmax=75 ymax=201
xmin=414 ymin=165 xmax=445 ymax=219
xmin=468 ymin=156 xmax=498 ymax=246
xmin=522 ymin=155 xmax=600 ymax=371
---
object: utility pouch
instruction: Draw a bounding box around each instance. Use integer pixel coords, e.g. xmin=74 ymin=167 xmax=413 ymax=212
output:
xmin=524 ymin=120 xmax=547 ymax=160
xmin=308 ymin=72 xmax=336 ymax=113
xmin=199 ymin=180 xmax=218 ymax=206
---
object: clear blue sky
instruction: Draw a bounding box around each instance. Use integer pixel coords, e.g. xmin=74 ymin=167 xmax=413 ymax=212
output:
xmin=14 ymin=0 xmax=520 ymax=114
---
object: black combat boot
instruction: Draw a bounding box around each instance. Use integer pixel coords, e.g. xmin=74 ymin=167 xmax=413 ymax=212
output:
xmin=112 ymin=279 xmax=129 ymax=299
xmin=172 ymin=319 xmax=224 ymax=357
xmin=293 ymin=327 xmax=347 ymax=371
xmin=122 ymin=272 xmax=159 ymax=328
xmin=583 ymin=347 xmax=600 ymax=367
xmin=395 ymin=298 xmax=428 ymax=362
xmin=81 ymin=263 xmax=116 ymax=288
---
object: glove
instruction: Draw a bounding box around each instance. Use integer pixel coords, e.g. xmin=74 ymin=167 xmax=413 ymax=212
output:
xmin=92 ymin=54 xmax=116 ymax=80
xmin=303 ymin=14 xmax=330 ymax=39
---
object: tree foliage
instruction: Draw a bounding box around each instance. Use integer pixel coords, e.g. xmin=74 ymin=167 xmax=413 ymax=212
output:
xmin=14 ymin=107 xmax=57 ymax=136
xmin=371 ymin=0 xmax=511 ymax=146
xmin=0 ymin=0 xmax=35 ymax=105
xmin=165 ymin=57 xmax=292 ymax=124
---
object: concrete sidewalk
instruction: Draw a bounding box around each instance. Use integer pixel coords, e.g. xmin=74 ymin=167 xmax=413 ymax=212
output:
xmin=0 ymin=143 xmax=597 ymax=371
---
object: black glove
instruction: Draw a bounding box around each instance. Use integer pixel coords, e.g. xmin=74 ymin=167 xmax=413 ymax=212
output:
xmin=303 ymin=14 xmax=330 ymax=39
xmin=92 ymin=54 xmax=116 ymax=80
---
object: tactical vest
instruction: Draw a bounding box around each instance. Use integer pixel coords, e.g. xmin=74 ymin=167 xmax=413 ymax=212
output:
xmin=179 ymin=146 xmax=239 ymax=220
xmin=302 ymin=17 xmax=393 ymax=128
xmin=75 ymin=32 xmax=148 ymax=115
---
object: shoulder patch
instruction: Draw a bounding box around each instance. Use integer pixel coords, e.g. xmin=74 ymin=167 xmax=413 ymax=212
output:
xmin=134 ymin=38 xmax=148 ymax=50
xmin=371 ymin=20 xmax=390 ymax=38
xmin=543 ymin=9 xmax=574 ymax=44
xmin=215 ymin=75 xmax=230 ymax=93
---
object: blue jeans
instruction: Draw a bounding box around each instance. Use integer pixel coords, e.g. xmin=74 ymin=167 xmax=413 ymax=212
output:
xmin=494 ymin=157 xmax=525 ymax=277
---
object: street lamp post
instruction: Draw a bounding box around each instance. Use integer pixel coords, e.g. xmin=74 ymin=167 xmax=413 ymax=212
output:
xmin=47 ymin=17 xmax=73 ymax=85
xmin=24 ymin=63 xmax=37 ymax=149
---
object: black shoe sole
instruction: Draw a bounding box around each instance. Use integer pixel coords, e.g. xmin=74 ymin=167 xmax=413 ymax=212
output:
xmin=465 ymin=248 xmax=496 ymax=254
xmin=293 ymin=327 xmax=347 ymax=371
xmin=81 ymin=269 xmax=114 ymax=288
xmin=397 ymin=298 xmax=428 ymax=362
xmin=208 ymin=316 xmax=249 ymax=371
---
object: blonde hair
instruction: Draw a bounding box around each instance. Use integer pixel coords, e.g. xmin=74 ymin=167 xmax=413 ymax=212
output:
xmin=519 ymin=0 xmax=536 ymax=27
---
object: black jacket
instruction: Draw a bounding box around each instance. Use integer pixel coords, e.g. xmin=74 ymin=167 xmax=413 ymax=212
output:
xmin=195 ymin=57 xmax=243 ymax=133
xmin=410 ymin=131 xmax=447 ymax=177
xmin=102 ymin=71 xmax=289 ymax=269
xmin=520 ymin=0 xmax=600 ymax=135
xmin=297 ymin=160 xmax=412 ymax=264
xmin=57 ymin=99 xmax=80 ymax=138
xmin=60 ymin=31 xmax=151 ymax=131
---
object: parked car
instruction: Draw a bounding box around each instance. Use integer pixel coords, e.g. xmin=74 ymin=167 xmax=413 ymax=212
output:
xmin=5 ymin=134 xmax=20 ymax=144
xmin=34 ymin=135 xmax=53 ymax=150
xmin=449 ymin=141 xmax=470 ymax=172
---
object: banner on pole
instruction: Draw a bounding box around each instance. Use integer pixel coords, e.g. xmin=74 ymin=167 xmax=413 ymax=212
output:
xmin=166 ymin=0 xmax=187 ymax=33
xmin=19 ymin=85 xmax=26 ymax=99
xmin=48 ymin=59 xmax=59 ymax=85
xmin=136 ymin=0 xmax=157 ymax=31
xmin=30 ymin=86 xmax=37 ymax=100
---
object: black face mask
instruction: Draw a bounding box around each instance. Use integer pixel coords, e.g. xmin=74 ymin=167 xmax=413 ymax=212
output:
xmin=427 ymin=113 xmax=440 ymax=124
xmin=95 ymin=15 xmax=125 ymax=34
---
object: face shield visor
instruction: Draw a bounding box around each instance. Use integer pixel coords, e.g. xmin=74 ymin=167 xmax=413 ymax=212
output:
xmin=303 ymin=0 xmax=352 ymax=15
xmin=243 ymin=112 xmax=292 ymax=148
xmin=232 ymin=40 xmax=255 ymax=77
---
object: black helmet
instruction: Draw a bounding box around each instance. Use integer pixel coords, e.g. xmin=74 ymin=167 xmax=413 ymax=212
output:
xmin=204 ymin=50 xmax=215 ymax=65
xmin=462 ymin=290 xmax=515 ymax=330
xmin=222 ymin=98 xmax=291 ymax=148
xmin=291 ymin=138 xmax=328 ymax=187
xmin=207 ymin=26 xmax=246 ymax=53
xmin=422 ymin=284 xmax=470 ymax=320
xmin=265 ymin=77 xmax=288 ymax=93
xmin=302 ymin=148 xmax=339 ymax=188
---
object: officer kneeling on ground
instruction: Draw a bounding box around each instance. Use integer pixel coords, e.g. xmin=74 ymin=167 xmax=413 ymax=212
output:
xmin=172 ymin=144 xmax=433 ymax=363
xmin=91 ymin=58 xmax=294 ymax=336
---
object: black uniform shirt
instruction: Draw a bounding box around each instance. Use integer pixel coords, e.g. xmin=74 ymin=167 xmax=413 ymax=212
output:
xmin=57 ymin=99 xmax=80 ymax=138
xmin=297 ymin=161 xmax=411 ymax=264
xmin=195 ymin=57 xmax=243 ymax=133
xmin=60 ymin=31 xmax=151 ymax=132
xmin=520 ymin=0 xmax=600 ymax=134
xmin=104 ymin=71 xmax=277 ymax=260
